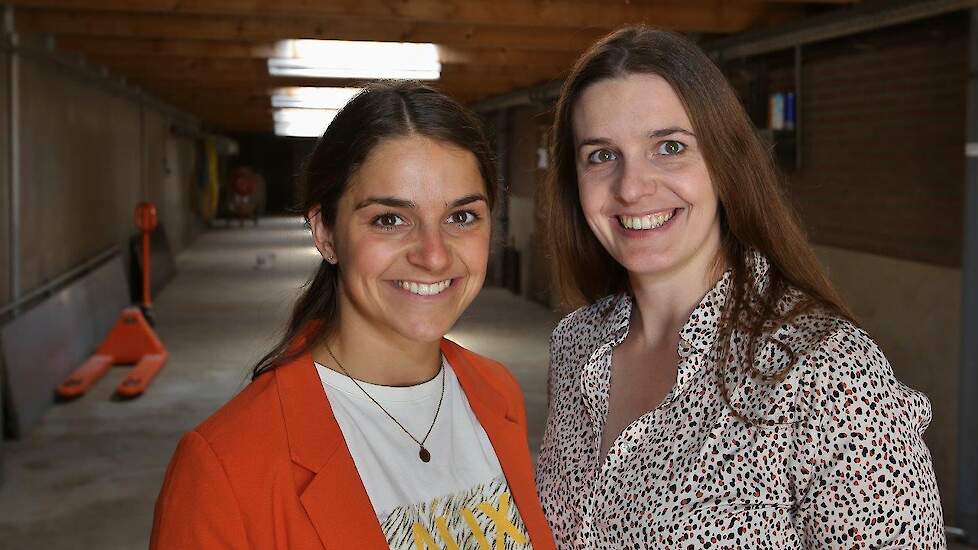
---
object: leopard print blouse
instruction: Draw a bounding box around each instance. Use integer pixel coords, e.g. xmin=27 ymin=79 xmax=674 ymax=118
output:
xmin=536 ymin=254 xmax=945 ymax=548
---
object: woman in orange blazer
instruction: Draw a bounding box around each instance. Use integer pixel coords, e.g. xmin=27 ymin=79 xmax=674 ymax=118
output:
xmin=151 ymin=82 xmax=556 ymax=550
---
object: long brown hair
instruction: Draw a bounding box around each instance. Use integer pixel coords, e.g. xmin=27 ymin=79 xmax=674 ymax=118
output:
xmin=545 ymin=27 xmax=855 ymax=404
xmin=252 ymin=81 xmax=496 ymax=380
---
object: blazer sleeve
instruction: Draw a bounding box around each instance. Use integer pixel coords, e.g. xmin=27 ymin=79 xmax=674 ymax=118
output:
xmin=792 ymin=328 xmax=945 ymax=549
xmin=150 ymin=430 xmax=250 ymax=549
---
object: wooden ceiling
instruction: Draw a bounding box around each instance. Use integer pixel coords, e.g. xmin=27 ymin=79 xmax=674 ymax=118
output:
xmin=7 ymin=1 xmax=859 ymax=133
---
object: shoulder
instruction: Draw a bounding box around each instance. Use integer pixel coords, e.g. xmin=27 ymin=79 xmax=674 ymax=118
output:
xmin=158 ymin=368 xmax=295 ymax=513
xmin=155 ymin=372 xmax=295 ymax=544
xmin=778 ymin=310 xmax=899 ymax=392
xmin=553 ymin=294 xmax=619 ymax=337
xmin=189 ymin=369 xmax=289 ymax=460
xmin=732 ymin=300 xmax=929 ymax=428
xmin=803 ymin=319 xmax=931 ymax=423
xmin=552 ymin=294 xmax=622 ymax=355
xmin=753 ymin=304 xmax=851 ymax=376
xmin=752 ymin=310 xmax=930 ymax=426
xmin=545 ymin=295 xmax=625 ymax=390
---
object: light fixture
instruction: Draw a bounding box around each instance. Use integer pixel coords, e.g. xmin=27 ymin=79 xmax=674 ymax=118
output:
xmin=271 ymin=88 xmax=360 ymax=137
xmin=271 ymin=87 xmax=363 ymax=109
xmin=268 ymin=40 xmax=441 ymax=80
xmin=273 ymin=108 xmax=338 ymax=138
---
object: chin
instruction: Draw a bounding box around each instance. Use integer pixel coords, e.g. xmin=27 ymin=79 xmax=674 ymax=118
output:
xmin=394 ymin=320 xmax=454 ymax=345
xmin=614 ymin=248 xmax=678 ymax=275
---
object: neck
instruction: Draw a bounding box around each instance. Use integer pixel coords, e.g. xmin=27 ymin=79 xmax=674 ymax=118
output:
xmin=627 ymin=240 xmax=724 ymax=349
xmin=313 ymin=295 xmax=442 ymax=387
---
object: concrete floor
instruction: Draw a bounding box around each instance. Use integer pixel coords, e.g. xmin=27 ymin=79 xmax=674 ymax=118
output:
xmin=0 ymin=217 xmax=971 ymax=549
xmin=0 ymin=217 xmax=560 ymax=549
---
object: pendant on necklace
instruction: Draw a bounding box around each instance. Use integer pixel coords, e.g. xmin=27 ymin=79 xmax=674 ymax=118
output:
xmin=419 ymin=446 xmax=431 ymax=463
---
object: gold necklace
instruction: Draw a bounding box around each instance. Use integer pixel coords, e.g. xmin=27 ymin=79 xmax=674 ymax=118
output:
xmin=325 ymin=344 xmax=445 ymax=463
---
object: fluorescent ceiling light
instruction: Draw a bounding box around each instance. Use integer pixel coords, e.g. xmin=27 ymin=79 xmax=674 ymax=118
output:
xmin=271 ymin=87 xmax=362 ymax=109
xmin=268 ymin=40 xmax=440 ymax=80
xmin=273 ymin=108 xmax=338 ymax=138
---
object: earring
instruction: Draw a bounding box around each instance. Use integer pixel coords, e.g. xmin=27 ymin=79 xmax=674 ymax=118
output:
xmin=326 ymin=254 xmax=336 ymax=264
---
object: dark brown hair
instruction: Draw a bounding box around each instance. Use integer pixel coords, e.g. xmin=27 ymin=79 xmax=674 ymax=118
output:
xmin=252 ymin=81 xmax=495 ymax=379
xmin=545 ymin=26 xmax=855 ymax=408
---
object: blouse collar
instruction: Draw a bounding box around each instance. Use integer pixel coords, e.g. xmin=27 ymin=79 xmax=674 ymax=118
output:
xmin=596 ymin=251 xmax=773 ymax=360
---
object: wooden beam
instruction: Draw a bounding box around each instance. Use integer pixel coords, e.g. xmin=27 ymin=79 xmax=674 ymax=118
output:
xmin=8 ymin=1 xmax=774 ymax=32
xmin=91 ymin=54 xmax=259 ymax=69
xmin=158 ymin=79 xmax=518 ymax=130
xmin=133 ymin=73 xmax=554 ymax=102
xmin=56 ymin=37 xmax=279 ymax=58
xmin=161 ymin=92 xmax=500 ymax=133
xmin=16 ymin=9 xmax=608 ymax=51
xmin=90 ymin=55 xmax=272 ymax=80
xmin=56 ymin=37 xmax=584 ymax=68
xmin=86 ymin=53 xmax=565 ymax=87
xmin=436 ymin=46 xmax=581 ymax=68
xmin=149 ymin=80 xmax=484 ymax=103
xmin=158 ymin=93 xmax=271 ymax=110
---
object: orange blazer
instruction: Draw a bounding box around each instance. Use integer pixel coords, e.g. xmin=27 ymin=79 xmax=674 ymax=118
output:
xmin=150 ymin=339 xmax=556 ymax=549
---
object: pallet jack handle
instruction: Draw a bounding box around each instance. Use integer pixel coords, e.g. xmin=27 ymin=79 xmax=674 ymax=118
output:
xmin=134 ymin=202 xmax=157 ymax=323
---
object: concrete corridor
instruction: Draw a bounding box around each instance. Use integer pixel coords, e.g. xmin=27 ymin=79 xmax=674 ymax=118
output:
xmin=0 ymin=218 xmax=560 ymax=549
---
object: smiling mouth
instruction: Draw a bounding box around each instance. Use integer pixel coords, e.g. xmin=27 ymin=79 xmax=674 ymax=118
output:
xmin=396 ymin=279 xmax=453 ymax=296
xmin=617 ymin=209 xmax=678 ymax=230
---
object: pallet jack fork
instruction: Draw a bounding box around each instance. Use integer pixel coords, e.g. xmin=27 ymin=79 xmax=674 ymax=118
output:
xmin=57 ymin=202 xmax=169 ymax=399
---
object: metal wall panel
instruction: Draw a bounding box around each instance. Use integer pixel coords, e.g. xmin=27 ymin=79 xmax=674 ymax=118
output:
xmin=0 ymin=255 xmax=127 ymax=437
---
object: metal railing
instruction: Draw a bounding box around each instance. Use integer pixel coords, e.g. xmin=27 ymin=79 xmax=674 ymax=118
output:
xmin=0 ymin=245 xmax=120 ymax=321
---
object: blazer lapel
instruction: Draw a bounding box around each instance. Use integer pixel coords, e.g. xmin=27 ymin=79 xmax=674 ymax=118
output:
xmin=275 ymin=353 xmax=388 ymax=549
xmin=441 ymin=339 xmax=554 ymax=550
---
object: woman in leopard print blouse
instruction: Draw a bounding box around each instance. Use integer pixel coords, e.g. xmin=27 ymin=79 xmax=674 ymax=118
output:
xmin=535 ymin=26 xmax=945 ymax=548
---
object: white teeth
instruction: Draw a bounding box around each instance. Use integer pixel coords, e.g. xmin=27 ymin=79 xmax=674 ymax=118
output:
xmin=398 ymin=279 xmax=452 ymax=296
xmin=619 ymin=210 xmax=675 ymax=230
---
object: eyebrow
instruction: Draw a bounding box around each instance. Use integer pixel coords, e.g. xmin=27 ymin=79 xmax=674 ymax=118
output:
xmin=650 ymin=127 xmax=695 ymax=138
xmin=354 ymin=197 xmax=416 ymax=210
xmin=448 ymin=193 xmax=488 ymax=208
xmin=353 ymin=193 xmax=488 ymax=211
xmin=577 ymin=137 xmax=613 ymax=150
xmin=576 ymin=127 xmax=696 ymax=151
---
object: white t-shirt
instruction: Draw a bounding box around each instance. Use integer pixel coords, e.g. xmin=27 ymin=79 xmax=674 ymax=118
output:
xmin=315 ymin=358 xmax=533 ymax=549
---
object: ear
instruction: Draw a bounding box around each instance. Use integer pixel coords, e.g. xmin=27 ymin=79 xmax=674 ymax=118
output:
xmin=307 ymin=205 xmax=338 ymax=264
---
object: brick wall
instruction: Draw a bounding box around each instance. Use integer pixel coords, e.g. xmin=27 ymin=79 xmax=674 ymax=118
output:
xmin=722 ymin=12 xmax=968 ymax=520
xmin=727 ymin=13 xmax=967 ymax=267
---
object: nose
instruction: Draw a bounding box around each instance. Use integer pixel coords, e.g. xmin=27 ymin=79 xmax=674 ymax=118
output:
xmin=407 ymin=225 xmax=451 ymax=273
xmin=613 ymin=157 xmax=658 ymax=204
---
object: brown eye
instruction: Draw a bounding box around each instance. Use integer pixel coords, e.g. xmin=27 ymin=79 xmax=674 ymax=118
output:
xmin=372 ymin=213 xmax=406 ymax=229
xmin=446 ymin=211 xmax=478 ymax=226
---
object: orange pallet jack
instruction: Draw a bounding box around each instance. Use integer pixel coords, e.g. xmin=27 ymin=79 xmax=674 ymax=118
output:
xmin=57 ymin=202 xmax=169 ymax=400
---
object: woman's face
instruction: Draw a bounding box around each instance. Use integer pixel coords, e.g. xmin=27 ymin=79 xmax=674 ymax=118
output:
xmin=310 ymin=135 xmax=490 ymax=345
xmin=572 ymin=73 xmax=722 ymax=281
